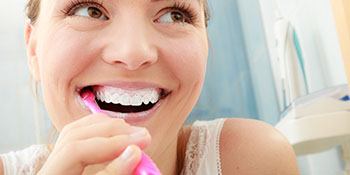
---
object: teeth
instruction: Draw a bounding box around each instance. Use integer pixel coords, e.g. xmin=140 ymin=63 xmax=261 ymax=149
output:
xmin=120 ymin=94 xmax=130 ymax=106
xmin=143 ymin=94 xmax=151 ymax=105
xmin=131 ymin=95 xmax=143 ymax=106
xmin=95 ymin=86 xmax=160 ymax=106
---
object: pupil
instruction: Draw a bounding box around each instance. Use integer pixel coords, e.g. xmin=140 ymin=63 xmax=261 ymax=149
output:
xmin=171 ymin=12 xmax=184 ymax=22
xmin=88 ymin=7 xmax=102 ymax=18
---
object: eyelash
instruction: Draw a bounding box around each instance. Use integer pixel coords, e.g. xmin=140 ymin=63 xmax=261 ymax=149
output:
xmin=61 ymin=0 xmax=106 ymax=17
xmin=60 ymin=0 xmax=199 ymax=24
xmin=168 ymin=2 xmax=198 ymax=24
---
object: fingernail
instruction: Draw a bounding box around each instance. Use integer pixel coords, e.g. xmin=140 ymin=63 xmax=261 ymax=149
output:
xmin=129 ymin=129 xmax=147 ymax=140
xmin=120 ymin=146 xmax=134 ymax=160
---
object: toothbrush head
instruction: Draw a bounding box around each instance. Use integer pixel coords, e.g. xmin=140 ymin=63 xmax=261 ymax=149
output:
xmin=80 ymin=88 xmax=102 ymax=114
xmin=81 ymin=88 xmax=95 ymax=101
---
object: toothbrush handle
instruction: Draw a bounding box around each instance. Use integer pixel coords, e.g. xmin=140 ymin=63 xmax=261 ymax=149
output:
xmin=133 ymin=153 xmax=161 ymax=175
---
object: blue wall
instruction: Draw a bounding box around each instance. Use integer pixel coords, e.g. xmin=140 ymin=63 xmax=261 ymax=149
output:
xmin=188 ymin=0 xmax=280 ymax=124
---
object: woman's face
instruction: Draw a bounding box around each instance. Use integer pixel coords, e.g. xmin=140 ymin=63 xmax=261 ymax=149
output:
xmin=26 ymin=0 xmax=208 ymax=152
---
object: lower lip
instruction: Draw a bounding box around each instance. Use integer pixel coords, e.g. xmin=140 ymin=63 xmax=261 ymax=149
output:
xmin=98 ymin=99 xmax=163 ymax=123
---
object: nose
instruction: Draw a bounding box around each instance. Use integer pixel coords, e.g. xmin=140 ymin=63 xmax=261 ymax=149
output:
xmin=101 ymin=20 xmax=158 ymax=71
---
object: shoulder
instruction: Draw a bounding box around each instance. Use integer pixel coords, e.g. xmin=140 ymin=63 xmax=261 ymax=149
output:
xmin=0 ymin=157 xmax=3 ymax=175
xmin=219 ymin=118 xmax=299 ymax=175
xmin=0 ymin=145 xmax=50 ymax=175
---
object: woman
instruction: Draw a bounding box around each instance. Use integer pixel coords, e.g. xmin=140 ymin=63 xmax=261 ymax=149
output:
xmin=0 ymin=0 xmax=299 ymax=174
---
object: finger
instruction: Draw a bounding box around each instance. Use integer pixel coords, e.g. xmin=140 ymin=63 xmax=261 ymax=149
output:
xmin=65 ymin=113 xmax=111 ymax=131
xmin=58 ymin=114 xmax=111 ymax=139
xmin=55 ymin=130 xmax=151 ymax=169
xmin=97 ymin=145 xmax=142 ymax=175
xmin=57 ymin=120 xmax=146 ymax=147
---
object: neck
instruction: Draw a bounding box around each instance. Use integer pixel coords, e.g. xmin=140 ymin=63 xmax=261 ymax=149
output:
xmin=153 ymin=127 xmax=190 ymax=175
xmin=153 ymin=135 xmax=178 ymax=175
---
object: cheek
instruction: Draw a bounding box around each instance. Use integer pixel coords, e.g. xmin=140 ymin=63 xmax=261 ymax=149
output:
xmin=35 ymin=27 xmax=105 ymax=128
xmin=37 ymin=29 xmax=98 ymax=85
xmin=163 ymin=37 xmax=208 ymax=85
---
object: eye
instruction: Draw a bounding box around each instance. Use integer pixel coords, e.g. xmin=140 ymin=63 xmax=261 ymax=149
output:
xmin=158 ymin=10 xmax=189 ymax=24
xmin=74 ymin=6 xmax=108 ymax=20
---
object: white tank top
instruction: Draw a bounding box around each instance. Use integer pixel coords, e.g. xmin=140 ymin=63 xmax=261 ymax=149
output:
xmin=181 ymin=118 xmax=225 ymax=175
xmin=1 ymin=119 xmax=226 ymax=175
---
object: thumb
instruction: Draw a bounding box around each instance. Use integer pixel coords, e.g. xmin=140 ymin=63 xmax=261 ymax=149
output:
xmin=97 ymin=145 xmax=142 ymax=175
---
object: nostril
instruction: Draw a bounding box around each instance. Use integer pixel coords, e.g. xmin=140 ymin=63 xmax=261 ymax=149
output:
xmin=102 ymin=52 xmax=157 ymax=70
xmin=117 ymin=58 xmax=156 ymax=71
xmin=140 ymin=60 xmax=154 ymax=67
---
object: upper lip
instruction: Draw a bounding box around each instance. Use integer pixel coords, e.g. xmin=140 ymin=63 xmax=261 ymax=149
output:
xmin=77 ymin=81 xmax=172 ymax=95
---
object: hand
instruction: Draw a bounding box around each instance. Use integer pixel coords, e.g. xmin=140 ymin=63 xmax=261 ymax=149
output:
xmin=38 ymin=113 xmax=151 ymax=175
xmin=95 ymin=145 xmax=142 ymax=175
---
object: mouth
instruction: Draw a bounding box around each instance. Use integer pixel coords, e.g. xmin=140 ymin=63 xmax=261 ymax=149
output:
xmin=78 ymin=85 xmax=171 ymax=121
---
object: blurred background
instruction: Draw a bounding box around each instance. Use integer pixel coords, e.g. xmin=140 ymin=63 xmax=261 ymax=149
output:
xmin=0 ymin=0 xmax=349 ymax=174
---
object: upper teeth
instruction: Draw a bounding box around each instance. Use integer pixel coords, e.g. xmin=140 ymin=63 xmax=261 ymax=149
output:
xmin=95 ymin=86 xmax=160 ymax=106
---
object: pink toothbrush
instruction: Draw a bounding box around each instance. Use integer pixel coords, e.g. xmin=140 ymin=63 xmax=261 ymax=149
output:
xmin=81 ymin=90 xmax=161 ymax=175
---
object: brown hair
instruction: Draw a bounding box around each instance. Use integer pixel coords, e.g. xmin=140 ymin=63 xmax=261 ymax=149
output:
xmin=26 ymin=0 xmax=40 ymax=24
xmin=26 ymin=0 xmax=210 ymax=26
